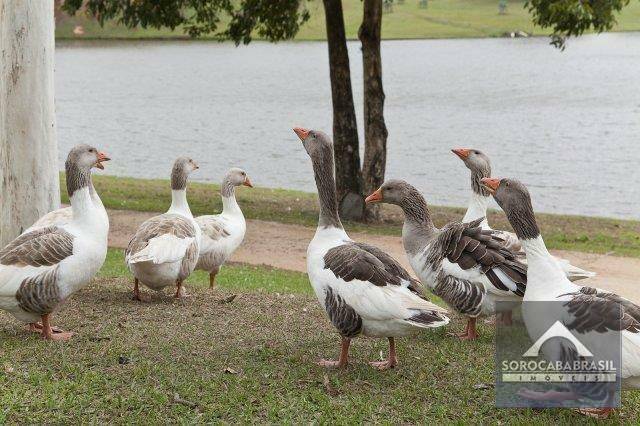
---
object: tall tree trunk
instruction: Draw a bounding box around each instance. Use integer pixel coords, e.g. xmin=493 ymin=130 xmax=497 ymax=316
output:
xmin=0 ymin=1 xmax=59 ymax=246
xmin=322 ymin=0 xmax=364 ymax=221
xmin=359 ymin=0 xmax=388 ymax=221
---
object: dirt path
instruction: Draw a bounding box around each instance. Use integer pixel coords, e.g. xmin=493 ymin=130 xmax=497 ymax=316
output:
xmin=108 ymin=208 xmax=639 ymax=302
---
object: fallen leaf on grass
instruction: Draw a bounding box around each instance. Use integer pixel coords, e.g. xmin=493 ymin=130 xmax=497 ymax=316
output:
xmin=218 ymin=295 xmax=237 ymax=304
xmin=3 ymin=364 xmax=14 ymax=374
xmin=474 ymin=383 xmax=494 ymax=390
xmin=323 ymin=374 xmax=340 ymax=396
xmin=224 ymin=367 xmax=239 ymax=374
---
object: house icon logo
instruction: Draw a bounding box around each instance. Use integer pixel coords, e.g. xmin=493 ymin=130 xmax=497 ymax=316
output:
xmin=523 ymin=320 xmax=593 ymax=358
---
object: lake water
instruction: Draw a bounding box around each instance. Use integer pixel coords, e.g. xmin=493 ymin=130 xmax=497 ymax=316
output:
xmin=55 ymin=34 xmax=640 ymax=219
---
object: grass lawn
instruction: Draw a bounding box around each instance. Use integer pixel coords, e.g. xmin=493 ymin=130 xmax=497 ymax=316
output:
xmin=55 ymin=0 xmax=640 ymax=41
xmin=1 ymin=249 xmax=638 ymax=423
xmin=63 ymin=173 xmax=640 ymax=258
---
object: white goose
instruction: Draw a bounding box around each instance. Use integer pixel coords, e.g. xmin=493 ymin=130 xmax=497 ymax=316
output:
xmin=125 ymin=157 xmax=200 ymax=300
xmin=0 ymin=145 xmax=110 ymax=340
xmin=366 ymin=180 xmax=527 ymax=340
xmin=294 ymin=127 xmax=449 ymax=370
xmin=195 ymin=168 xmax=252 ymax=289
xmin=452 ymin=148 xmax=595 ymax=282
xmin=483 ymin=177 xmax=640 ymax=419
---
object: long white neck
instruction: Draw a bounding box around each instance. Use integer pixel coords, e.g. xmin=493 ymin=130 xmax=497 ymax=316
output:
xmin=222 ymin=193 xmax=242 ymax=216
xmin=521 ymin=235 xmax=567 ymax=295
xmin=70 ymin=186 xmax=98 ymax=224
xmin=463 ymin=192 xmax=490 ymax=228
xmin=168 ymin=189 xmax=192 ymax=217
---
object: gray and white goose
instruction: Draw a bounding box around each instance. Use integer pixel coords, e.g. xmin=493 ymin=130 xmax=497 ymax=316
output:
xmin=0 ymin=145 xmax=110 ymax=340
xmin=366 ymin=180 xmax=527 ymax=340
xmin=295 ymin=127 xmax=449 ymax=370
xmin=195 ymin=168 xmax=252 ymax=289
xmin=483 ymin=177 xmax=640 ymax=419
xmin=125 ymin=157 xmax=201 ymax=300
xmin=452 ymin=148 xmax=595 ymax=282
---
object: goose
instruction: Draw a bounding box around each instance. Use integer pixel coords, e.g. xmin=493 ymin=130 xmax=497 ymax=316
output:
xmin=482 ymin=177 xmax=640 ymax=419
xmin=125 ymin=157 xmax=200 ymax=301
xmin=451 ymin=148 xmax=595 ymax=282
xmin=0 ymin=145 xmax=110 ymax=340
xmin=294 ymin=127 xmax=449 ymax=370
xmin=365 ymin=179 xmax=526 ymax=340
xmin=195 ymin=168 xmax=252 ymax=289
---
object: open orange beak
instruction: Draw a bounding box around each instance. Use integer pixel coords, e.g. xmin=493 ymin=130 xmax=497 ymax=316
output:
xmin=451 ymin=148 xmax=470 ymax=160
xmin=365 ymin=188 xmax=383 ymax=203
xmin=95 ymin=151 xmax=111 ymax=170
xmin=480 ymin=177 xmax=501 ymax=195
xmin=243 ymin=176 xmax=253 ymax=188
xmin=293 ymin=127 xmax=310 ymax=141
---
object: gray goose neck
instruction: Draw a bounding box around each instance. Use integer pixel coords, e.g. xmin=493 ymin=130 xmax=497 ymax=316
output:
xmin=312 ymin=148 xmax=343 ymax=229
xmin=221 ymin=177 xmax=236 ymax=198
xmin=400 ymin=189 xmax=436 ymax=255
xmin=505 ymin=199 xmax=540 ymax=240
xmin=171 ymin=166 xmax=188 ymax=190
xmin=65 ymin=161 xmax=91 ymax=198
xmin=471 ymin=166 xmax=491 ymax=197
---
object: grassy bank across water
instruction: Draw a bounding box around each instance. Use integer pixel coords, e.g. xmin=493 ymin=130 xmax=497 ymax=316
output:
xmin=62 ymin=173 xmax=640 ymax=257
xmin=55 ymin=0 xmax=640 ymax=41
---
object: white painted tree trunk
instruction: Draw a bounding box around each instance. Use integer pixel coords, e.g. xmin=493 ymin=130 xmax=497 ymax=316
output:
xmin=0 ymin=0 xmax=59 ymax=246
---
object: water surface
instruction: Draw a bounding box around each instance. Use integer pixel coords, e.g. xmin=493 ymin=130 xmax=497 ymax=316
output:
xmin=56 ymin=34 xmax=640 ymax=219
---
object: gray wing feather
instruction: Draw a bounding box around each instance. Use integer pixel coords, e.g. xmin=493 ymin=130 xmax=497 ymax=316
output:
xmin=126 ymin=214 xmax=196 ymax=257
xmin=0 ymin=227 xmax=74 ymax=267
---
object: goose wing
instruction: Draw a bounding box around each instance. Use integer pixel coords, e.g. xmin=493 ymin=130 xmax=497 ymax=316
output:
xmin=432 ymin=218 xmax=527 ymax=297
xmin=322 ymin=242 xmax=448 ymax=324
xmin=125 ymin=214 xmax=197 ymax=265
xmin=0 ymin=226 xmax=74 ymax=299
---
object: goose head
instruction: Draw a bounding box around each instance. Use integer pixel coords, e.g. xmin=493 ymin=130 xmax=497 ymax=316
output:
xmin=226 ymin=167 xmax=253 ymax=188
xmin=481 ymin=177 xmax=539 ymax=239
xmin=452 ymin=148 xmax=491 ymax=195
xmin=365 ymin=179 xmax=416 ymax=207
xmin=171 ymin=157 xmax=199 ymax=190
xmin=293 ymin=127 xmax=333 ymax=162
xmin=66 ymin=144 xmax=110 ymax=172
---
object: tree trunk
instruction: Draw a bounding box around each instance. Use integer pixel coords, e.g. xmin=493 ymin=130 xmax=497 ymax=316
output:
xmin=322 ymin=0 xmax=364 ymax=221
xmin=0 ymin=1 xmax=59 ymax=246
xmin=359 ymin=0 xmax=388 ymax=221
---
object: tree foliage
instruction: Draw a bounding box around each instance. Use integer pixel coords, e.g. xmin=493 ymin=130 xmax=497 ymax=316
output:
xmin=525 ymin=0 xmax=630 ymax=49
xmin=63 ymin=0 xmax=310 ymax=44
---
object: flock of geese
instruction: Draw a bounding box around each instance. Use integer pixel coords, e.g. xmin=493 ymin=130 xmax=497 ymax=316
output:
xmin=0 ymin=128 xmax=638 ymax=418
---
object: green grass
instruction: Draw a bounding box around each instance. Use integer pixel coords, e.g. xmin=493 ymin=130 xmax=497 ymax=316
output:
xmin=1 ymin=250 xmax=638 ymax=423
xmin=63 ymin=173 xmax=640 ymax=258
xmin=55 ymin=0 xmax=640 ymax=41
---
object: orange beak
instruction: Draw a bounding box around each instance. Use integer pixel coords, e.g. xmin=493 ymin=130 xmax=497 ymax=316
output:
xmin=243 ymin=176 xmax=253 ymax=188
xmin=365 ymin=188 xmax=383 ymax=204
xmin=95 ymin=151 xmax=111 ymax=170
xmin=480 ymin=177 xmax=501 ymax=194
xmin=451 ymin=148 xmax=471 ymax=160
xmin=293 ymin=127 xmax=310 ymax=141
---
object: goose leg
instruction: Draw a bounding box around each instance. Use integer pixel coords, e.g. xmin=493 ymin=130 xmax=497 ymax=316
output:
xmin=132 ymin=278 xmax=146 ymax=302
xmin=209 ymin=267 xmax=219 ymax=289
xmin=318 ymin=337 xmax=350 ymax=368
xmin=459 ymin=318 xmax=479 ymax=340
xmin=451 ymin=318 xmax=470 ymax=338
xmin=40 ymin=314 xmax=73 ymax=341
xmin=174 ymin=280 xmax=189 ymax=298
xmin=369 ymin=337 xmax=398 ymax=370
